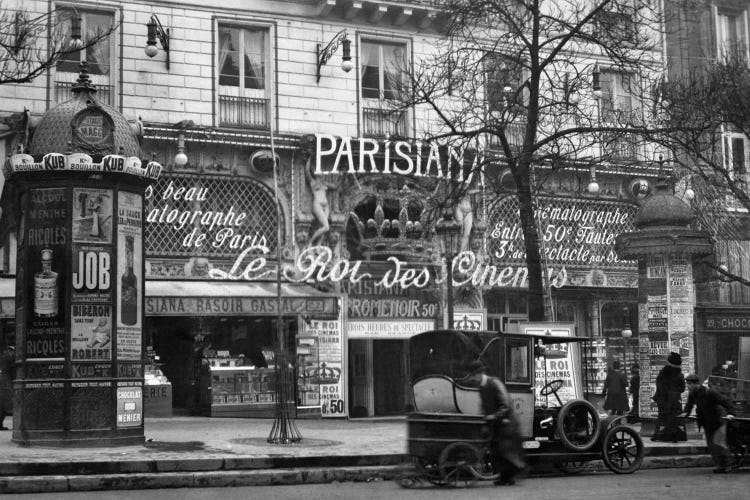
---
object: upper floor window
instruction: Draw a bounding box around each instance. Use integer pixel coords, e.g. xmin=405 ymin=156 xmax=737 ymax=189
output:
xmin=716 ymin=8 xmax=748 ymax=60
xmin=217 ymin=25 xmax=271 ymax=129
xmin=56 ymin=8 xmax=115 ymax=106
xmin=486 ymin=54 xmax=524 ymax=114
xmin=600 ymin=70 xmax=635 ymax=122
xmin=361 ymin=40 xmax=409 ymax=138
xmin=723 ymin=131 xmax=748 ymax=178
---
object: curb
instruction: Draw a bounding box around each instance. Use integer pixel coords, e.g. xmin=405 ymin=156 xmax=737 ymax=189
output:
xmin=0 ymin=455 xmax=717 ymax=494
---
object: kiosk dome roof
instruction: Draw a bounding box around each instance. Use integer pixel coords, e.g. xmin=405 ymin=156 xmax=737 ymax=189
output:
xmin=29 ymin=64 xmax=141 ymax=158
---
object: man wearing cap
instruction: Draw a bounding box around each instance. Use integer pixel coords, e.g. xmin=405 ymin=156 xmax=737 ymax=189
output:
xmin=679 ymin=373 xmax=735 ymax=473
xmin=466 ymin=360 xmax=525 ymax=486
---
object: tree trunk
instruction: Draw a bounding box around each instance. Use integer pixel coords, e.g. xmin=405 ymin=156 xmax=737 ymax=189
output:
xmin=514 ymin=161 xmax=546 ymax=322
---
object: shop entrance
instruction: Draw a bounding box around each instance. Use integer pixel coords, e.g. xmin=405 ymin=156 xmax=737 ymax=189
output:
xmin=349 ymin=339 xmax=410 ymax=417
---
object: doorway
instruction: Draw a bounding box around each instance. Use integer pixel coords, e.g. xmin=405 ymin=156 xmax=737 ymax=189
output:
xmin=373 ymin=339 xmax=409 ymax=416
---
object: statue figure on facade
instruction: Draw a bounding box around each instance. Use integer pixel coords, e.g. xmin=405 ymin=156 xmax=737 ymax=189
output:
xmin=305 ymin=153 xmax=331 ymax=246
xmin=454 ymin=192 xmax=474 ymax=254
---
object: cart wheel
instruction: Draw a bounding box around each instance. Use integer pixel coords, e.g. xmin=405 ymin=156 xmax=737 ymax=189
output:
xmin=469 ymin=444 xmax=500 ymax=481
xmin=602 ymin=425 xmax=644 ymax=474
xmin=438 ymin=442 xmax=480 ymax=488
xmin=557 ymin=400 xmax=601 ymax=451
xmin=553 ymin=460 xmax=589 ymax=474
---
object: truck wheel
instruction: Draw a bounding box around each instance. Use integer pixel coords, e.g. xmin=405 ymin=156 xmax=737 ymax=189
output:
xmin=557 ymin=400 xmax=600 ymax=451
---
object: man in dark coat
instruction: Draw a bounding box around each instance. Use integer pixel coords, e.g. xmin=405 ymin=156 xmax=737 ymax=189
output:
xmin=0 ymin=345 xmax=15 ymax=430
xmin=679 ymin=373 xmax=734 ymax=473
xmin=602 ymin=360 xmax=629 ymax=415
xmin=652 ymin=352 xmax=686 ymax=442
xmin=467 ymin=360 xmax=525 ymax=486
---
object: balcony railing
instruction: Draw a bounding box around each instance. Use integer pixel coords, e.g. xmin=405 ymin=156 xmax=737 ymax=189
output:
xmin=489 ymin=122 xmax=525 ymax=150
xmin=604 ymin=134 xmax=640 ymax=160
xmin=219 ymin=95 xmax=270 ymax=129
xmin=363 ymin=107 xmax=408 ymax=138
xmin=55 ymin=80 xmax=114 ymax=106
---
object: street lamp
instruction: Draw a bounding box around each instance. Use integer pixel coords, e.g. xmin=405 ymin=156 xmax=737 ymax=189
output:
xmin=621 ymin=306 xmax=633 ymax=369
xmin=435 ymin=207 xmax=461 ymax=329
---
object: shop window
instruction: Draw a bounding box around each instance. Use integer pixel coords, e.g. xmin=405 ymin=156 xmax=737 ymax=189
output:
xmin=360 ymin=39 xmax=410 ymax=138
xmin=56 ymin=8 xmax=116 ymax=106
xmin=217 ymin=24 xmax=271 ymax=129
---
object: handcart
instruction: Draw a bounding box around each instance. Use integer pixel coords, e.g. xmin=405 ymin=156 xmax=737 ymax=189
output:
xmin=400 ymin=329 xmax=644 ymax=488
xmin=709 ymin=375 xmax=750 ymax=469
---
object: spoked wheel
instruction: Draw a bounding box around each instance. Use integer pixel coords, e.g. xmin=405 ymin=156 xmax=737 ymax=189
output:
xmin=438 ymin=442 xmax=480 ymax=488
xmin=602 ymin=425 xmax=644 ymax=474
xmin=553 ymin=460 xmax=589 ymax=475
xmin=557 ymin=400 xmax=601 ymax=451
xmin=469 ymin=445 xmax=500 ymax=481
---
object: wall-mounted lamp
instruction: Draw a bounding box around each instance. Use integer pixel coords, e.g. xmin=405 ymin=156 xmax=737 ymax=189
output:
xmin=317 ymin=29 xmax=352 ymax=83
xmin=587 ymin=165 xmax=600 ymax=194
xmin=592 ymin=63 xmax=602 ymax=99
xmin=174 ymin=132 xmax=187 ymax=167
xmin=69 ymin=10 xmax=84 ymax=50
xmin=145 ymin=14 xmax=170 ymax=70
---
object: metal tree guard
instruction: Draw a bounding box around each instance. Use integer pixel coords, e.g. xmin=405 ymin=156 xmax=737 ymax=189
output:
xmin=267 ymin=115 xmax=301 ymax=444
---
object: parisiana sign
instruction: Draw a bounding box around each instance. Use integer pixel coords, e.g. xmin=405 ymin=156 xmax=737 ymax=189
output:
xmin=314 ymin=133 xmax=479 ymax=182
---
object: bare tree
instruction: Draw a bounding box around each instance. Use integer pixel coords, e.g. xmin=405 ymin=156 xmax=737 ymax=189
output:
xmin=0 ymin=3 xmax=115 ymax=85
xmin=393 ymin=0 xmax=669 ymax=320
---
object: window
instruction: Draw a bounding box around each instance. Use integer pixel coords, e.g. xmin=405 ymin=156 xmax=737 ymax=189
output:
xmin=505 ymin=339 xmax=531 ymax=384
xmin=600 ymin=71 xmax=636 ymax=122
xmin=723 ymin=132 xmax=749 ymax=179
xmin=361 ymin=40 xmax=409 ymax=138
xmin=486 ymin=54 xmax=524 ymax=114
xmin=217 ymin=25 xmax=271 ymax=129
xmin=716 ymin=9 xmax=748 ymax=60
xmin=56 ymin=8 xmax=115 ymax=106
xmin=595 ymin=9 xmax=636 ymax=43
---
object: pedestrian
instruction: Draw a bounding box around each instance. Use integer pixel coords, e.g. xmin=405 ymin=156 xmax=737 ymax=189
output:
xmin=652 ymin=352 xmax=686 ymax=442
xmin=0 ymin=345 xmax=15 ymax=430
xmin=629 ymin=364 xmax=640 ymax=422
xmin=466 ymin=360 xmax=525 ymax=486
xmin=602 ymin=360 xmax=629 ymax=416
xmin=679 ymin=373 xmax=734 ymax=473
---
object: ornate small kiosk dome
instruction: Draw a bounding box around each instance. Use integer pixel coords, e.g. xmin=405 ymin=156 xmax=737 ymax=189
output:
xmin=29 ymin=63 xmax=141 ymax=157
xmin=633 ymin=181 xmax=695 ymax=229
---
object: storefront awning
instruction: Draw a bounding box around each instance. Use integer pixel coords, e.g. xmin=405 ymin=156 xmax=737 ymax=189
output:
xmin=145 ymin=280 xmax=339 ymax=318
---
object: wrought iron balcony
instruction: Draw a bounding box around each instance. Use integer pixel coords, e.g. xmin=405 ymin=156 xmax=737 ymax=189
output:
xmin=362 ymin=106 xmax=408 ymax=138
xmin=219 ymin=95 xmax=270 ymax=129
xmin=55 ymin=80 xmax=114 ymax=106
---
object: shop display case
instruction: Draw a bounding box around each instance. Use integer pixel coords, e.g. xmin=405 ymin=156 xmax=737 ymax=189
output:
xmin=205 ymin=356 xmax=279 ymax=417
xmin=144 ymin=357 xmax=172 ymax=417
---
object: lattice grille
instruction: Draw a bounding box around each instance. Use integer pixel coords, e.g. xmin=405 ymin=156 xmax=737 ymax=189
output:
xmin=145 ymin=173 xmax=281 ymax=258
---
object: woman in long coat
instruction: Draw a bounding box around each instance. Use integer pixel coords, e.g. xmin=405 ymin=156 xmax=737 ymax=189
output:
xmin=602 ymin=360 xmax=630 ymax=415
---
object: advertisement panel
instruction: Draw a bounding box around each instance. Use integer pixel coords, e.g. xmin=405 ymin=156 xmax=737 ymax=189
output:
xmin=24 ymin=187 xmax=68 ymax=360
xmin=300 ymin=318 xmax=346 ymax=417
xmin=72 ymin=188 xmax=113 ymax=244
xmin=116 ymin=192 xmax=143 ymax=361
xmin=347 ymin=319 xmax=435 ymax=339
xmin=116 ymin=384 xmax=143 ymax=428
xmin=70 ymin=304 xmax=112 ymax=361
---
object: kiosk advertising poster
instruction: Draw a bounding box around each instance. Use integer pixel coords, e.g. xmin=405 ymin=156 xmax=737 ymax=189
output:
xmin=300 ymin=318 xmax=346 ymax=417
xmin=116 ymin=383 xmax=143 ymax=428
xmin=70 ymin=304 xmax=112 ymax=361
xmin=116 ymin=192 xmax=142 ymax=361
xmin=24 ymin=187 xmax=68 ymax=360
xmin=72 ymin=188 xmax=113 ymax=244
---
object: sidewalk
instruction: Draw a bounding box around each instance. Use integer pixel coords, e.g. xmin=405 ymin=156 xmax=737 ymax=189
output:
xmin=0 ymin=416 xmax=712 ymax=494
